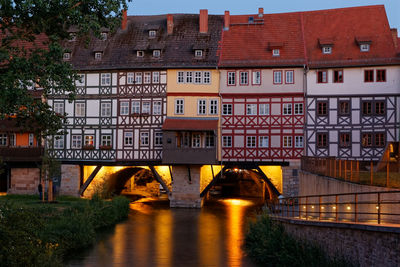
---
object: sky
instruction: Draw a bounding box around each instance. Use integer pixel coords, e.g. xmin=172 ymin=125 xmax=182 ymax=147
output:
xmin=127 ymin=0 xmax=400 ymax=30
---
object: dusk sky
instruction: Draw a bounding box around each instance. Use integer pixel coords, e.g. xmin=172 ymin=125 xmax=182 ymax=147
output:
xmin=127 ymin=0 xmax=400 ymax=30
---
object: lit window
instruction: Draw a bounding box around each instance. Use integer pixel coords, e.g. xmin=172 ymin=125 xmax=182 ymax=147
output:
xmin=195 ymin=50 xmax=203 ymax=57
xmin=140 ymin=132 xmax=149 ymax=146
xmin=198 ymin=99 xmax=207 ymax=115
xmin=63 ymin=53 xmax=71 ymax=60
xmin=175 ymin=99 xmax=184 ymax=114
xmin=137 ymin=51 xmax=144 ymax=57
xmin=101 ymin=73 xmax=111 ymax=86
xmin=246 ymin=104 xmax=257 ymax=115
xmin=283 ymin=136 xmax=292 ymax=147
xmin=177 ymin=71 xmax=184 ymax=83
xmin=127 ymin=72 xmax=134 ymax=84
xmin=246 ymin=136 xmax=256 ymax=148
xmin=322 ymin=46 xmax=332 ymax=54
xmin=71 ymin=135 xmax=82 ymax=149
xmin=227 ymin=72 xmax=236 ymax=85
xmin=84 ymin=135 xmax=94 ymax=146
xmin=124 ymin=132 xmax=133 ymax=146
xmin=120 ymin=101 xmax=129 ymax=115
xmin=360 ymin=44 xmax=370 ymax=52
xmin=272 ymin=49 xmax=280 ymax=56
xmin=259 ymin=104 xmax=269 ymax=115
xmin=100 ymin=102 xmax=111 ymax=116
xmin=209 ymin=99 xmax=218 ymax=115
xmin=153 ymin=50 xmax=160 ymax=57
xmin=153 ymin=101 xmax=162 ymax=115
xmin=95 ymin=52 xmax=102 ymax=60
xmin=155 ymin=132 xmax=163 ymax=146
xmin=252 ymin=70 xmax=261 ymax=85
xmin=101 ymin=135 xmax=112 ymax=146
xmin=283 ymin=103 xmax=292 ymax=115
xmin=203 ymin=71 xmax=211 ymax=84
xmin=132 ymin=100 xmax=140 ymax=114
xmin=222 ymin=104 xmax=232 ymax=115
xmin=273 ymin=71 xmax=282 ymax=84
xmin=285 ymin=70 xmax=294 ymax=84
xmin=259 ymin=136 xmax=269 ymax=148
xmin=295 ymin=136 xmax=303 ymax=148
xmin=75 ymin=102 xmax=85 ymax=117
xmin=223 ymin=136 xmax=232 ymax=147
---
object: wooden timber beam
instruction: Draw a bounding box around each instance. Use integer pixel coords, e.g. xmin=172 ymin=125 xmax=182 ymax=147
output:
xmin=79 ymin=165 xmax=102 ymax=196
xmin=255 ymin=166 xmax=281 ymax=197
xmin=200 ymin=166 xmax=228 ymax=198
xmin=149 ymin=166 xmax=172 ymax=195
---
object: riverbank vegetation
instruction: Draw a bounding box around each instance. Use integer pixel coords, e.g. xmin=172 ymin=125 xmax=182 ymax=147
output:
xmin=245 ymin=213 xmax=352 ymax=267
xmin=0 ymin=194 xmax=130 ymax=266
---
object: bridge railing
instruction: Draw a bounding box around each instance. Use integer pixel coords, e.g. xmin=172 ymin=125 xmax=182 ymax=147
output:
xmin=267 ymin=191 xmax=400 ymax=225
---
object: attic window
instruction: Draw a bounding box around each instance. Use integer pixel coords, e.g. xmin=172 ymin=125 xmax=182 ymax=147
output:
xmin=272 ymin=49 xmax=280 ymax=56
xmin=95 ymin=52 xmax=102 ymax=60
xmin=248 ymin=17 xmax=254 ymax=23
xmin=137 ymin=51 xmax=144 ymax=57
xmin=322 ymin=46 xmax=332 ymax=54
xmin=195 ymin=50 xmax=203 ymax=58
xmin=360 ymin=44 xmax=370 ymax=52
xmin=149 ymin=30 xmax=156 ymax=38
xmin=63 ymin=52 xmax=71 ymax=60
xmin=101 ymin=32 xmax=107 ymax=40
xmin=153 ymin=50 xmax=160 ymax=57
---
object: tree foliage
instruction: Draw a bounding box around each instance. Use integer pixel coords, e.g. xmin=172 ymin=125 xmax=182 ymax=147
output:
xmin=0 ymin=0 xmax=129 ymax=138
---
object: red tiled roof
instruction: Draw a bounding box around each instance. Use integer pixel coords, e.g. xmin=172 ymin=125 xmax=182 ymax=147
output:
xmin=162 ymin=118 xmax=218 ymax=131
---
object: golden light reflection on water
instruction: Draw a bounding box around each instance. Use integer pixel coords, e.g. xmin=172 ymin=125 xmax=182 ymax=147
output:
xmin=199 ymin=212 xmax=220 ymax=267
xmin=155 ymin=210 xmax=173 ymax=267
xmin=112 ymin=222 xmax=126 ymax=265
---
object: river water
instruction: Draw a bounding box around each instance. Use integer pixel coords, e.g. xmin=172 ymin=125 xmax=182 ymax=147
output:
xmin=68 ymin=197 xmax=260 ymax=267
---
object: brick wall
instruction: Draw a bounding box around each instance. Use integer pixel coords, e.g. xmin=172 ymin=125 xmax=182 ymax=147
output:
xmin=170 ymin=165 xmax=203 ymax=208
xmin=60 ymin=164 xmax=80 ymax=196
xmin=282 ymin=161 xmax=301 ymax=197
xmin=9 ymin=168 xmax=40 ymax=194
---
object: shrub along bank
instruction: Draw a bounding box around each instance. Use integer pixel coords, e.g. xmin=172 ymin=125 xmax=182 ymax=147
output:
xmin=0 ymin=195 xmax=130 ymax=266
xmin=245 ymin=213 xmax=352 ymax=267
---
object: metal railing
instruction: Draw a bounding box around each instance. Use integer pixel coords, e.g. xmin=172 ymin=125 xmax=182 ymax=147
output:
xmin=268 ymin=191 xmax=400 ymax=225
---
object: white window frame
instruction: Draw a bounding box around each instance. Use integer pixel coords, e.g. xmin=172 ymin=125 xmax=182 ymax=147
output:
xmin=54 ymin=102 xmax=64 ymax=115
xmin=177 ymin=71 xmax=184 ymax=83
xmin=95 ymin=52 xmax=102 ymax=60
xmin=259 ymin=136 xmax=269 ymax=148
xmin=101 ymin=73 xmax=111 ymax=86
xmin=9 ymin=134 xmax=16 ymax=146
xmin=71 ymin=135 xmax=82 ymax=149
xmin=259 ymin=104 xmax=270 ymax=115
xmin=137 ymin=50 xmax=144 ymax=57
xmin=75 ymin=102 xmax=85 ymax=117
xmin=153 ymin=101 xmax=162 ymax=115
xmin=144 ymin=72 xmax=151 ymax=84
xmin=154 ymin=132 xmax=163 ymax=146
xmin=131 ymin=100 xmax=140 ymax=114
xmin=209 ymin=99 xmax=218 ymax=115
xmin=195 ymin=50 xmax=203 ymax=57
xmin=120 ymin=101 xmax=129 ymax=115
xmin=252 ymin=70 xmax=261 ymax=85
xmin=294 ymin=103 xmax=303 ymax=115
xmin=194 ymin=71 xmax=202 ymax=84
xmin=222 ymin=136 xmax=232 ymax=147
xmin=54 ymin=135 xmax=64 ymax=149
xmin=272 ymin=49 xmax=280 ymax=56
xmin=186 ymin=71 xmax=193 ymax=83
xmin=322 ymin=46 xmax=332 ymax=54
xmin=100 ymin=32 xmax=107 ymax=40
xmin=283 ymin=136 xmax=292 ymax=148
xmin=227 ymin=72 xmax=236 ymax=85
xmin=135 ymin=72 xmax=142 ymax=84
xmin=203 ymin=71 xmax=211 ymax=84
xmin=222 ymin=104 xmax=232 ymax=115
xmin=142 ymin=101 xmax=151 ymax=114
xmin=124 ymin=132 xmax=133 ymax=146
xmin=283 ymin=103 xmax=292 ymax=115
xmin=240 ymin=71 xmax=248 ymax=85
xmin=101 ymin=135 xmax=112 ymax=147
xmin=63 ymin=52 xmax=71 ymax=60
xmin=192 ymin=134 xmax=201 ymax=148
xmin=77 ymin=74 xmax=85 ymax=85
xmin=285 ymin=70 xmax=294 ymax=84
xmin=28 ymin=133 xmax=34 ymax=146
xmin=246 ymin=136 xmax=256 ymax=148
xmin=149 ymin=30 xmax=156 ymax=38
xmin=140 ymin=132 xmax=149 ymax=146
xmin=175 ymin=99 xmax=184 ymax=114
xmin=295 ymin=136 xmax=303 ymax=148
xmin=153 ymin=50 xmax=161 ymax=57
xmin=101 ymin=102 xmax=111 ymax=117
xmin=198 ymin=99 xmax=207 ymax=115
xmin=246 ymin=104 xmax=257 ymax=115
xmin=127 ymin=72 xmax=134 ymax=84
xmin=152 ymin=72 xmax=160 ymax=83
xmin=360 ymin=44 xmax=370 ymax=52
xmin=273 ymin=70 xmax=282 ymax=84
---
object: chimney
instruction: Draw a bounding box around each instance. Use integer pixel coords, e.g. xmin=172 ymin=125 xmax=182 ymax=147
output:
xmin=258 ymin=8 xmax=264 ymax=18
xmin=167 ymin=14 xmax=174 ymax=34
xmin=199 ymin=9 xmax=208 ymax=33
xmin=224 ymin=11 xmax=230 ymax=31
xmin=391 ymin=28 xmax=398 ymax=49
xmin=121 ymin=9 xmax=127 ymax=30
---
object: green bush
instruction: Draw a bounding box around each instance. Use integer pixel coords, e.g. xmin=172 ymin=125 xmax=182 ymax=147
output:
xmin=245 ymin=213 xmax=352 ymax=267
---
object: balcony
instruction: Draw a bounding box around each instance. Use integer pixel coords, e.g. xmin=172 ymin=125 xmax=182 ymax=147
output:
xmin=0 ymin=147 xmax=43 ymax=162
xmin=162 ymin=146 xmax=217 ymax=165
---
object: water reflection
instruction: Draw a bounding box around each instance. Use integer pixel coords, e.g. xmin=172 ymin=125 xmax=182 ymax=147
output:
xmin=68 ymin=198 xmax=258 ymax=267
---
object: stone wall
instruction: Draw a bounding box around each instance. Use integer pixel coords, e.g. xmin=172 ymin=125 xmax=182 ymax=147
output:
xmin=277 ymin=217 xmax=400 ymax=266
xmin=170 ymin=165 xmax=203 ymax=208
xmin=282 ymin=160 xmax=301 ymax=197
xmin=60 ymin=164 xmax=80 ymax=196
xmin=9 ymin=168 xmax=40 ymax=194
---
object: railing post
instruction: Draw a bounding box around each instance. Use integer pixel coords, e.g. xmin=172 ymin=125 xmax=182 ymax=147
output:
xmin=354 ymin=193 xmax=358 ymax=222
xmin=339 ymin=160 xmax=342 ymax=178
xmin=350 ymin=161 xmax=353 ymax=182
xmin=377 ymin=192 xmax=381 ymax=224
xmin=335 ymin=195 xmax=338 ymax=222
xmin=356 ymin=161 xmax=359 ymax=182
xmin=319 ymin=196 xmax=322 ymax=221
xmin=305 ymin=197 xmax=308 ymax=220
xmin=370 ymin=161 xmax=374 ymax=185
xmin=344 ymin=161 xmax=347 ymax=180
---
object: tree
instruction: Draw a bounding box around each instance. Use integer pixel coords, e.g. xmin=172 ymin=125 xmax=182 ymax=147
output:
xmin=0 ymin=0 xmax=129 ymax=139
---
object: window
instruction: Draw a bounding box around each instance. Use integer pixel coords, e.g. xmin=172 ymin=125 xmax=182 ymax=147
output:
xmin=360 ymin=44 xmax=370 ymax=52
xmin=149 ymin=30 xmax=156 ymax=38
xmin=152 ymin=72 xmax=160 ymax=83
xmin=295 ymin=136 xmax=303 ymax=148
xmin=124 ymin=132 xmax=133 ymax=146
xmin=194 ymin=71 xmax=202 ymax=84
xmin=175 ymin=99 xmax=184 ymax=114
xmin=195 ymin=50 xmax=203 ymax=57
xmin=364 ymin=70 xmax=374 ymax=82
xmin=177 ymin=71 xmax=184 ymax=83
xmin=375 ymin=133 xmax=385 ymax=147
xmin=137 ymin=51 xmax=144 ymax=57
xmin=71 ymin=135 xmax=82 ymax=149
xmin=198 ymin=99 xmax=207 ymax=115
xmin=140 ymin=132 xmax=149 ymax=146
xmin=127 ymin=72 xmax=134 ymax=84
xmin=322 ymin=46 xmax=332 ymax=54
xmin=339 ymin=133 xmax=351 ymax=147
xmin=77 ymin=74 xmax=85 ymax=85
xmin=273 ymin=71 xmax=282 ymax=84
xmin=100 ymin=32 xmax=107 ymax=40
xmin=240 ymin=71 xmax=248 ymax=85
xmin=223 ymin=104 xmax=232 ymax=115
xmin=69 ymin=33 xmax=76 ymax=41
xmin=142 ymin=101 xmax=150 ymax=114
xmin=376 ymin=69 xmax=386 ymax=82
xmin=154 ymin=132 xmax=163 ymax=146
xmin=227 ymin=72 xmax=236 ymax=86
xmin=362 ymin=133 xmax=372 ymax=147
xmin=101 ymin=73 xmax=111 ymax=86
xmin=144 ymin=72 xmax=151 ymax=84
xmin=120 ymin=101 xmax=129 ymax=115
xmin=285 ymin=70 xmax=294 ymax=84
xmin=186 ymin=72 xmax=193 ymax=83
xmin=205 ymin=132 xmax=215 ymax=147
xmin=283 ymin=103 xmax=292 ymax=115
xmin=294 ymin=103 xmax=303 ymax=115
xmin=246 ymin=136 xmax=256 ymax=148
xmin=362 ymin=101 xmax=372 ymax=116
xmin=28 ymin=134 xmax=34 ymax=146
xmin=338 ymin=101 xmax=350 ymax=116
xmin=7 ymin=134 xmax=15 ymax=146
xmin=0 ymin=134 xmax=6 ymax=146
xmin=252 ymin=70 xmax=261 ymax=85
xmin=259 ymin=136 xmax=269 ymax=148
xmin=317 ymin=70 xmax=328 ymax=83
xmin=54 ymin=102 xmax=64 ymax=114
xmin=101 ymin=135 xmax=112 ymax=146
xmin=192 ymin=134 xmax=201 ymax=148
xmin=272 ymin=49 xmax=280 ymax=56
xmin=95 ymin=52 xmax=102 ymax=60
xmin=54 ymin=135 xmax=64 ymax=149
xmin=246 ymin=104 xmax=257 ymax=115
xmin=75 ymin=102 xmax=85 ymax=117
xmin=203 ymin=71 xmax=211 ymax=84
xmin=84 ymin=135 xmax=94 ymax=147
xmin=259 ymin=104 xmax=269 ymax=115
xmin=153 ymin=50 xmax=160 ymax=57
xmin=153 ymin=101 xmax=162 ymax=115
xmin=333 ymin=70 xmax=343 ymax=83
xmin=317 ymin=102 xmax=328 ymax=116
xmin=375 ymin=101 xmax=385 ymax=115
xmin=63 ymin=53 xmax=71 ymax=60
xmin=131 ymin=100 xmax=140 ymax=114
xmin=101 ymin=102 xmax=111 ymax=116
xmin=317 ymin=133 xmax=327 ymax=148
xmin=135 ymin=72 xmax=142 ymax=84
xmin=209 ymin=99 xmax=218 ymax=115
xmin=283 ymin=136 xmax=292 ymax=147
xmin=223 ymin=136 xmax=232 ymax=147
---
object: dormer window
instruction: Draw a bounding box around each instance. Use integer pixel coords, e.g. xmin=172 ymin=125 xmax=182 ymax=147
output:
xmin=100 ymin=32 xmax=107 ymax=40
xmin=153 ymin=50 xmax=160 ymax=57
xmin=149 ymin=30 xmax=156 ymax=38
xmin=248 ymin=17 xmax=254 ymax=23
xmin=69 ymin=33 xmax=76 ymax=42
xmin=322 ymin=46 xmax=332 ymax=54
xmin=137 ymin=51 xmax=144 ymax=57
xmin=63 ymin=52 xmax=71 ymax=60
xmin=95 ymin=52 xmax=102 ymax=60
xmin=360 ymin=44 xmax=370 ymax=52
xmin=195 ymin=50 xmax=203 ymax=58
xmin=272 ymin=49 xmax=280 ymax=56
